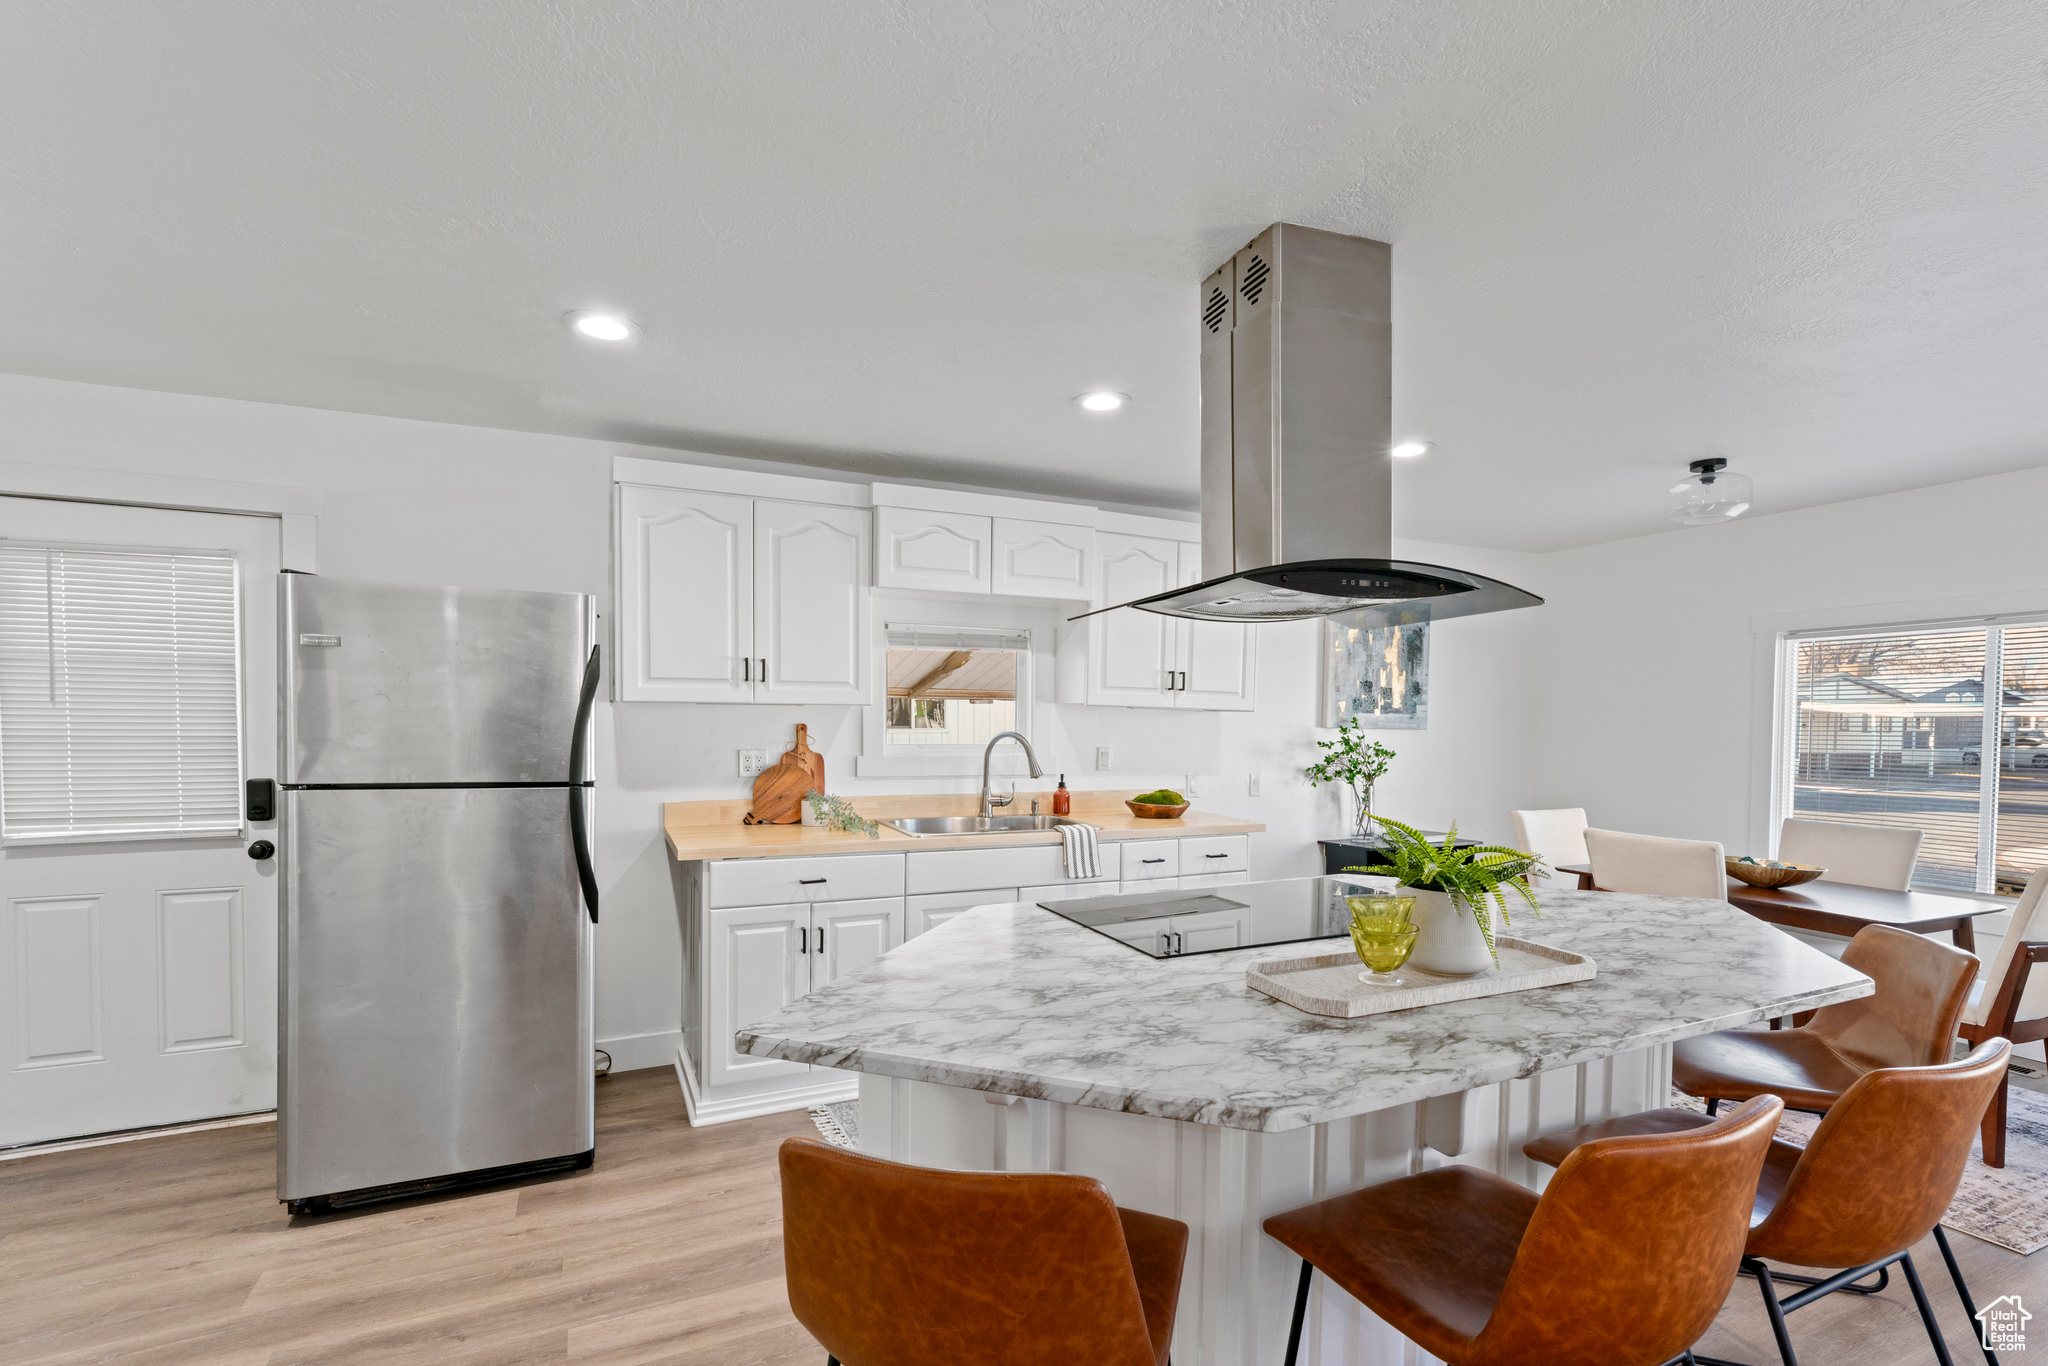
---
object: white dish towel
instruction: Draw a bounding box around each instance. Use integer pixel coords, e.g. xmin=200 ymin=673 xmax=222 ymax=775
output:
xmin=1059 ymin=822 xmax=1102 ymax=881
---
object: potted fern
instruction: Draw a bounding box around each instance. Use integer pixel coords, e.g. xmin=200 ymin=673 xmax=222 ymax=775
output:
xmin=1350 ymin=816 xmax=1546 ymax=975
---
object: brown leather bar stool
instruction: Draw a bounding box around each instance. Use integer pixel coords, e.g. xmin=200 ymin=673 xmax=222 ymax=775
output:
xmin=778 ymin=1136 xmax=1187 ymax=1366
xmin=1263 ymin=1095 xmax=1783 ymax=1366
xmin=1526 ymin=1040 xmax=2011 ymax=1366
xmin=1675 ymin=925 xmax=1976 ymax=1116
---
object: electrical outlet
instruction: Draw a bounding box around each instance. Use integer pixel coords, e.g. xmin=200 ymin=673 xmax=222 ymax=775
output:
xmin=1095 ymin=746 xmax=1112 ymax=770
xmin=738 ymin=749 xmax=769 ymax=777
xmin=1184 ymin=774 xmax=1200 ymax=797
xmin=1247 ymin=773 xmax=1261 ymax=797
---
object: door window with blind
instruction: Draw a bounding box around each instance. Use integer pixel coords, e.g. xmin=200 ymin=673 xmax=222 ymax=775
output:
xmin=1783 ymin=621 xmax=2048 ymax=894
xmin=0 ymin=543 xmax=243 ymax=842
xmin=882 ymin=626 xmax=1029 ymax=751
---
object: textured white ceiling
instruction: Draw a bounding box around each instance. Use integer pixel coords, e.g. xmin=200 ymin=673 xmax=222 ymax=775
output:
xmin=3 ymin=2 xmax=2044 ymax=549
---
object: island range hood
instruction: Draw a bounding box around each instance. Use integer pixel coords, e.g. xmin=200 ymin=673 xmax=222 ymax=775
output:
xmin=1077 ymin=223 xmax=1541 ymax=626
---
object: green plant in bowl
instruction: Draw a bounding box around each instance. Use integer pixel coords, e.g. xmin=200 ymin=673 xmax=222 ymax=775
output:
xmin=1345 ymin=816 xmax=1546 ymax=964
xmin=1134 ymin=789 xmax=1185 ymax=805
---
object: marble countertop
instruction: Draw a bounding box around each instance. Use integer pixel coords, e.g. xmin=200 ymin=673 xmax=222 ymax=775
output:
xmin=736 ymin=885 xmax=1874 ymax=1133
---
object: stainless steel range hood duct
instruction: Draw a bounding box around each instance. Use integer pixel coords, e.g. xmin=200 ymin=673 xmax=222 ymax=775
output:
xmin=1079 ymin=223 xmax=1541 ymax=626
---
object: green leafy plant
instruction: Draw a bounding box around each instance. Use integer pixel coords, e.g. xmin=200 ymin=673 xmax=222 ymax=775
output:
xmin=1304 ymin=720 xmax=1396 ymax=834
xmin=803 ymin=791 xmax=879 ymax=839
xmin=1346 ymin=816 xmax=1546 ymax=962
xmin=1134 ymin=789 xmax=1185 ymax=805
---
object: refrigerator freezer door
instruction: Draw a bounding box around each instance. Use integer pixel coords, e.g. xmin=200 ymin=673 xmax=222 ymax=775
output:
xmin=282 ymin=576 xmax=595 ymax=785
xmin=278 ymin=787 xmax=594 ymax=1201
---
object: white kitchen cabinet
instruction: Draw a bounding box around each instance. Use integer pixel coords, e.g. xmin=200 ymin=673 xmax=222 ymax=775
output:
xmin=1174 ymin=543 xmax=1256 ymax=712
xmin=907 ymin=888 xmax=1018 ymax=938
xmin=1064 ymin=533 xmax=1255 ymax=711
xmin=992 ymin=518 xmax=1093 ymax=600
xmin=875 ymin=507 xmax=991 ymax=593
xmin=614 ymin=484 xmax=870 ymax=704
xmin=616 ymin=485 xmax=754 ymax=702
xmin=1124 ymin=843 xmax=1181 ymax=880
xmin=704 ymin=903 xmax=811 ymax=1092
xmin=756 ymin=499 xmax=871 ymax=704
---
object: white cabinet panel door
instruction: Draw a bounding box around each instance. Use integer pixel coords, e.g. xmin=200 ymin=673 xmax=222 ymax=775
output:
xmin=616 ymin=485 xmax=753 ymax=702
xmin=1089 ymin=533 xmax=1178 ymax=708
xmin=875 ymin=508 xmax=991 ymax=593
xmin=992 ymin=518 xmax=1093 ymax=600
xmin=906 ymin=889 xmax=1018 ymax=938
xmin=0 ymin=496 xmax=280 ymax=1146
xmin=755 ymin=500 xmax=871 ymax=704
xmin=1174 ymin=543 xmax=1256 ymax=711
xmin=812 ymin=897 xmax=904 ymax=986
xmin=1171 ymin=905 xmax=1251 ymax=954
xmin=705 ymin=904 xmax=810 ymax=1090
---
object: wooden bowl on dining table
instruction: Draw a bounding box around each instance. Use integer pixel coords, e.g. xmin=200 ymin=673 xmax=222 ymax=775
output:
xmin=1725 ymin=857 xmax=1826 ymax=890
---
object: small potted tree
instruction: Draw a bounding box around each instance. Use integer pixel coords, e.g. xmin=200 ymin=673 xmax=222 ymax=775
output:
xmin=1354 ymin=816 xmax=1546 ymax=975
xmin=1304 ymin=719 xmax=1396 ymax=839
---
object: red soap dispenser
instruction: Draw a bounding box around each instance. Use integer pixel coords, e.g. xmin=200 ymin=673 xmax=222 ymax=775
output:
xmin=1052 ymin=775 xmax=1071 ymax=815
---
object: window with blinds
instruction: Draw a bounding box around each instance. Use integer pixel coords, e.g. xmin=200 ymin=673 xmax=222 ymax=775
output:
xmin=0 ymin=543 xmax=243 ymax=842
xmin=1785 ymin=620 xmax=2048 ymax=894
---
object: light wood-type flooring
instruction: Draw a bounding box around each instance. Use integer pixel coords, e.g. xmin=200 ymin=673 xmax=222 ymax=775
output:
xmin=3 ymin=1066 xmax=2043 ymax=1364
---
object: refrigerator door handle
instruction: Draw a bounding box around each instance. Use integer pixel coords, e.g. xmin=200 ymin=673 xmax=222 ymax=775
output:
xmin=569 ymin=643 xmax=601 ymax=924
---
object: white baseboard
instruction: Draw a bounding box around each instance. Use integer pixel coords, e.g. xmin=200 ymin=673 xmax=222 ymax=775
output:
xmin=597 ymin=1029 xmax=685 ymax=1074
xmin=673 ymin=1045 xmax=857 ymax=1126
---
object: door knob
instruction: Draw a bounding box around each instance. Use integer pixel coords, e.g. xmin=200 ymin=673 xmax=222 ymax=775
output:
xmin=248 ymin=840 xmax=275 ymax=861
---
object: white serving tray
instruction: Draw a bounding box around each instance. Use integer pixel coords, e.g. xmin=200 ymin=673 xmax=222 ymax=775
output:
xmin=1247 ymin=937 xmax=1596 ymax=1019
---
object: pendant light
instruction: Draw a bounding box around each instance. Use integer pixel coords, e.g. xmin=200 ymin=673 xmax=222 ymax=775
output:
xmin=1666 ymin=458 xmax=1754 ymax=525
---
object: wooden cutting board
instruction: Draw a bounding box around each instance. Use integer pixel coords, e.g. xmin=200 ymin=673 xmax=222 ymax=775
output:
xmin=786 ymin=723 xmax=826 ymax=794
xmin=749 ymin=750 xmax=814 ymax=825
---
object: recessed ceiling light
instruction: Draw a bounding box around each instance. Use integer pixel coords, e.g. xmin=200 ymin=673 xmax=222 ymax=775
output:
xmin=1391 ymin=441 xmax=1433 ymax=459
xmin=1077 ymin=391 xmax=1128 ymax=413
xmin=567 ymin=311 xmax=635 ymax=342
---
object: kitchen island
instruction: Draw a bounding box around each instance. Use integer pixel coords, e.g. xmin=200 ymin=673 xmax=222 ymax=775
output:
xmin=737 ymin=882 xmax=1872 ymax=1366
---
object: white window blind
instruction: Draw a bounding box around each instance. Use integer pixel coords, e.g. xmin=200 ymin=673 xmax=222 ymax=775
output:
xmin=1785 ymin=620 xmax=2048 ymax=894
xmin=0 ymin=543 xmax=243 ymax=842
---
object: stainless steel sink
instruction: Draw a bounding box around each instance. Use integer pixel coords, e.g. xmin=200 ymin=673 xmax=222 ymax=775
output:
xmin=879 ymin=815 xmax=1090 ymax=837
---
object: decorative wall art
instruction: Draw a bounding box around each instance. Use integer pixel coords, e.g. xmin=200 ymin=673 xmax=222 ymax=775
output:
xmin=1320 ymin=619 xmax=1428 ymax=729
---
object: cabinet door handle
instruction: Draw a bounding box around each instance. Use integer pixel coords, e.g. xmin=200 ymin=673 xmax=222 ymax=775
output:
xmin=760 ymin=657 xmax=769 ymax=681
xmin=799 ymin=878 xmax=828 ymax=885
xmin=797 ymin=925 xmax=808 ymax=954
xmin=1206 ymin=853 xmax=1229 ymax=859
xmin=742 ymin=657 xmax=750 ymax=681
xmin=815 ymin=927 xmax=825 ymax=953
xmin=1178 ymin=671 xmax=1188 ymax=690
xmin=1141 ymin=857 xmax=1165 ymax=864
xmin=1164 ymin=669 xmax=1173 ymax=691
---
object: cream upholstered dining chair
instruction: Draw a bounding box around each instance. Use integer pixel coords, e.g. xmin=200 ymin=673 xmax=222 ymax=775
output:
xmin=1511 ymin=808 xmax=1589 ymax=871
xmin=1958 ymin=864 xmax=2048 ymax=1167
xmin=1583 ymin=828 xmax=1728 ymax=900
xmin=1776 ymin=817 xmax=1923 ymax=891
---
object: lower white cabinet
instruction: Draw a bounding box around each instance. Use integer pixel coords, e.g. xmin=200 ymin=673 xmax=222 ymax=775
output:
xmin=680 ymin=834 xmax=1249 ymax=1123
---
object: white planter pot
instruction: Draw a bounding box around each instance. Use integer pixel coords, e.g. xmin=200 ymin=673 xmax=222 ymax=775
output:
xmin=1404 ymin=887 xmax=1496 ymax=976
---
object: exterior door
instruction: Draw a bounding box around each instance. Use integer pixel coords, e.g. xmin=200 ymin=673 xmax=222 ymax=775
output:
xmin=0 ymin=496 xmax=279 ymax=1146
xmin=615 ymin=484 xmax=753 ymax=702
xmin=755 ymin=499 xmax=870 ymax=704
xmin=704 ymin=903 xmax=810 ymax=1090
xmin=1090 ymin=533 xmax=1177 ymax=707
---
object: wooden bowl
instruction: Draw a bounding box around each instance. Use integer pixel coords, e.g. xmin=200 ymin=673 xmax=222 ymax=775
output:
xmin=1726 ymin=857 xmax=1826 ymax=889
xmin=1126 ymin=800 xmax=1191 ymax=820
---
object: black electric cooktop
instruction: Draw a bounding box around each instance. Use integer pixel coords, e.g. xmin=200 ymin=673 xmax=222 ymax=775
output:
xmin=1038 ymin=875 xmax=1392 ymax=959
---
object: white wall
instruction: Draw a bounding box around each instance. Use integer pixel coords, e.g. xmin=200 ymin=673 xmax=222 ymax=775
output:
xmin=0 ymin=370 xmax=1549 ymax=1073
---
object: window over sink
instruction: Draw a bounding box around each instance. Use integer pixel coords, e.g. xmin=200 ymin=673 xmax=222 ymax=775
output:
xmin=883 ymin=627 xmax=1026 ymax=750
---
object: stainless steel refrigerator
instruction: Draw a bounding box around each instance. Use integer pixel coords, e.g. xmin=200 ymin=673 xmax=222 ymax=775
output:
xmin=276 ymin=575 xmax=599 ymax=1215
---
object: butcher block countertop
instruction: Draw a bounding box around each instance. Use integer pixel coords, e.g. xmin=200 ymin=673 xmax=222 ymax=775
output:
xmin=662 ymin=790 xmax=1264 ymax=862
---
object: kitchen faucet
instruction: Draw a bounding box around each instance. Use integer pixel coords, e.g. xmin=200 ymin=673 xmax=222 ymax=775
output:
xmin=979 ymin=731 xmax=1044 ymax=818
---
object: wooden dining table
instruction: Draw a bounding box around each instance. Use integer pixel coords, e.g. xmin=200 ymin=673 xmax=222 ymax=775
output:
xmin=1553 ymin=863 xmax=2005 ymax=953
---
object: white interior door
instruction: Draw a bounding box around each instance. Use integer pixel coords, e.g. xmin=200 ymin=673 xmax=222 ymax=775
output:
xmin=0 ymin=496 xmax=280 ymax=1146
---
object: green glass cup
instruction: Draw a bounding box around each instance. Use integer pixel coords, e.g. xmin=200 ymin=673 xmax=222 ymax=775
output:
xmin=1349 ymin=898 xmax=1419 ymax=986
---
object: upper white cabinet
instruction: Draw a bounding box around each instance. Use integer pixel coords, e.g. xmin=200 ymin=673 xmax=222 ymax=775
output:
xmin=992 ymin=518 xmax=1093 ymax=600
xmin=617 ymin=481 xmax=870 ymax=704
xmin=1065 ymin=533 xmax=1255 ymax=711
xmin=875 ymin=507 xmax=990 ymax=593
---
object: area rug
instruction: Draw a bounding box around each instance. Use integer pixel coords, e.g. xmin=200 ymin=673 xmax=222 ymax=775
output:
xmin=1673 ymin=1082 xmax=2048 ymax=1255
xmin=810 ymin=1101 xmax=860 ymax=1150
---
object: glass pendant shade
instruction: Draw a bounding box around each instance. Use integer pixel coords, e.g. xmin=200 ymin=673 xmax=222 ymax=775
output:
xmin=1666 ymin=462 xmax=1754 ymax=525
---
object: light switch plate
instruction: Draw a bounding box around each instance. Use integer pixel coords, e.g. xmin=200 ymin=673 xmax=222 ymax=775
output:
xmin=738 ymin=749 xmax=769 ymax=777
xmin=1095 ymin=746 xmax=1112 ymax=770
xmin=1247 ymin=773 xmax=1261 ymax=796
xmin=1184 ymin=774 xmax=1200 ymax=797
